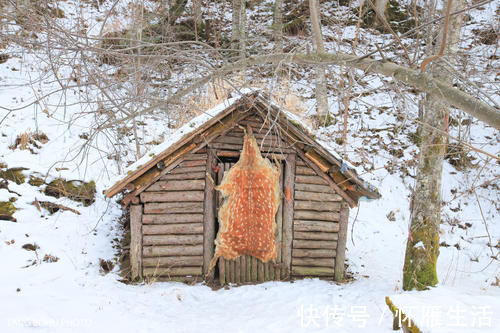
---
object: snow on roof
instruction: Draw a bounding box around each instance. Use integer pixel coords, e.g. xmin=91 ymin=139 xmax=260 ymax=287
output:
xmin=106 ymin=95 xmax=241 ymax=188
xmin=114 ymin=89 xmax=302 ymax=184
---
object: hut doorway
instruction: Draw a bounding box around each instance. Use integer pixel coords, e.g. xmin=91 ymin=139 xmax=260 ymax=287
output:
xmin=213 ymin=155 xmax=287 ymax=284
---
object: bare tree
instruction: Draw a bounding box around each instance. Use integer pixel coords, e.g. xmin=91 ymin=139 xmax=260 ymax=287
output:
xmin=193 ymin=0 xmax=203 ymax=41
xmin=309 ymin=0 xmax=329 ymax=123
xmin=403 ymin=0 xmax=467 ymax=291
xmin=273 ymin=0 xmax=284 ymax=54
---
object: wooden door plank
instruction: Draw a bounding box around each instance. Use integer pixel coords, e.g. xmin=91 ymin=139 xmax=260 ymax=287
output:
xmin=252 ymin=257 xmax=258 ymax=280
xmin=282 ymin=154 xmax=296 ymax=280
xmin=334 ymin=203 xmax=349 ymax=281
xmin=241 ymin=255 xmax=247 ymax=282
xmin=235 ymin=257 xmax=241 ymax=284
xmin=219 ymin=258 xmax=225 ymax=285
xmin=203 ymin=149 xmax=216 ymax=280
xmin=130 ymin=205 xmax=143 ymax=280
xmin=275 ymin=164 xmax=284 ymax=279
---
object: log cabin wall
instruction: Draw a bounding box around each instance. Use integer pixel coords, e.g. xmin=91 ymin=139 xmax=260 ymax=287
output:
xmin=291 ymin=156 xmax=347 ymax=279
xmin=128 ymin=110 xmax=350 ymax=283
xmin=137 ymin=150 xmax=208 ymax=281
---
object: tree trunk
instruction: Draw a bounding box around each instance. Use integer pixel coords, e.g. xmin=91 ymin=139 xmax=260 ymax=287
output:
xmin=193 ymin=0 xmax=202 ymax=41
xmin=132 ymin=0 xmax=144 ymax=159
xmin=309 ymin=0 xmax=329 ymax=123
xmin=169 ymin=0 xmax=188 ymax=24
xmin=402 ymin=0 xmax=466 ymax=291
xmin=238 ymin=0 xmax=246 ymax=63
xmin=273 ymin=0 xmax=284 ymax=54
xmin=374 ymin=0 xmax=389 ymax=26
xmin=231 ymin=0 xmax=241 ymax=56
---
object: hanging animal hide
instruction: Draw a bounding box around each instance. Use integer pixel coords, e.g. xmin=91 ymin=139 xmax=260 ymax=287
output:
xmin=209 ymin=130 xmax=280 ymax=270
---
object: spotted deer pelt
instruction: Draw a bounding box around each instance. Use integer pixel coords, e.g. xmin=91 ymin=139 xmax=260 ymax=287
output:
xmin=209 ymin=130 xmax=280 ymax=270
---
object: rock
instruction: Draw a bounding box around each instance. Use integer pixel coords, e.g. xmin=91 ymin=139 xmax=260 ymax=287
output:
xmin=0 ymin=53 xmax=8 ymax=64
xmin=0 ymin=201 xmax=17 ymax=222
xmin=22 ymin=243 xmax=39 ymax=251
xmin=99 ymin=259 xmax=114 ymax=274
xmin=44 ymin=179 xmax=96 ymax=206
xmin=0 ymin=168 xmax=28 ymax=185
xmin=28 ymin=175 xmax=45 ymax=187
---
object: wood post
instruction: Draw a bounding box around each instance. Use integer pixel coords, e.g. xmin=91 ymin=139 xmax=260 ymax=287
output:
xmin=282 ymin=154 xmax=296 ymax=279
xmin=203 ymin=149 xmax=217 ymax=280
xmin=130 ymin=204 xmax=143 ymax=280
xmin=334 ymin=203 xmax=349 ymax=281
xmin=274 ymin=165 xmax=284 ymax=280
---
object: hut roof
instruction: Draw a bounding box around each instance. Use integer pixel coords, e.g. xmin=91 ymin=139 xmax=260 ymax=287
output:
xmin=105 ymin=91 xmax=381 ymax=206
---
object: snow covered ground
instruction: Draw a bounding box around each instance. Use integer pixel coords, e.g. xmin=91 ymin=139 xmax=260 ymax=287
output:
xmin=1 ymin=1 xmax=499 ymax=332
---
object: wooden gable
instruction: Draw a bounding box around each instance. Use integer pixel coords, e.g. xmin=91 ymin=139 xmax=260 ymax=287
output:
xmin=105 ymin=92 xmax=380 ymax=206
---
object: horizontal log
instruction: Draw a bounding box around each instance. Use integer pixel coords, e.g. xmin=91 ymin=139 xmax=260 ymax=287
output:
xmin=144 ymin=202 xmax=204 ymax=214
xmin=143 ymin=267 xmax=202 ymax=277
xmin=291 ymin=266 xmax=334 ymax=276
xmin=294 ymin=210 xmax=340 ymax=221
xmin=154 ymin=276 xmax=201 ymax=283
xmin=226 ymin=130 xmax=283 ymax=140
xmin=245 ymin=115 xmax=266 ymax=122
xmin=295 ymin=191 xmax=343 ymax=202
xmin=145 ymin=179 xmax=205 ymax=192
xmin=295 ymin=175 xmax=329 ymax=185
xmin=293 ymin=240 xmax=338 ymax=249
xmin=143 ymin=223 xmax=203 ymax=235
xmin=140 ymin=191 xmax=205 ymax=203
xmin=142 ymin=213 xmax=204 ymax=224
xmin=143 ymin=256 xmax=204 ymax=267
xmin=209 ymin=142 xmax=295 ymax=153
xmin=216 ymin=150 xmax=287 ymax=160
xmin=292 ymin=248 xmax=336 ymax=258
xmin=143 ymin=245 xmax=203 ymax=257
xmin=294 ymin=231 xmax=339 ymax=241
xmin=292 ymin=257 xmax=335 ymax=268
xmin=143 ymin=234 xmax=203 ymax=246
xmin=213 ymin=135 xmax=288 ymax=148
xmin=178 ymin=159 xmax=206 ymax=167
xmin=169 ymin=165 xmax=206 ymax=174
xmin=294 ymin=201 xmax=341 ymax=212
xmin=295 ymin=183 xmax=335 ymax=193
xmin=294 ymin=220 xmax=340 ymax=232
xmin=183 ymin=153 xmax=208 ymax=161
xmin=295 ymin=166 xmax=317 ymax=176
xmin=239 ymin=119 xmax=270 ymax=130
xmin=161 ymin=172 xmax=205 ymax=180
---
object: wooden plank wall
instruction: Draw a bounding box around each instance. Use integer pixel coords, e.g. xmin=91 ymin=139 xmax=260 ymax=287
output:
xmin=211 ymin=115 xmax=292 ymax=155
xmin=291 ymin=156 xmax=342 ymax=278
xmin=139 ymin=150 xmax=207 ymax=281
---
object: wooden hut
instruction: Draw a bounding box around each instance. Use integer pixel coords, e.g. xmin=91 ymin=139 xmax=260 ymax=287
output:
xmin=105 ymin=91 xmax=380 ymax=284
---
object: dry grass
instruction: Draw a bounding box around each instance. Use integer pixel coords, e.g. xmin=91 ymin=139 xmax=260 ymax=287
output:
xmin=184 ymin=80 xmax=233 ymax=117
xmin=270 ymin=84 xmax=315 ymax=129
xmin=9 ymin=131 xmax=49 ymax=153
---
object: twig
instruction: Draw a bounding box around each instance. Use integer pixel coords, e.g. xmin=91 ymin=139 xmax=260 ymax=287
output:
xmin=420 ymin=0 xmax=454 ymax=71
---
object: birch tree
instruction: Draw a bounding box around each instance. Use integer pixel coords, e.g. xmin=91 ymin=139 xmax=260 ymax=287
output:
xmin=273 ymin=0 xmax=284 ymax=54
xmin=402 ymin=0 xmax=467 ymax=291
xmin=309 ymin=0 xmax=329 ymax=123
xmin=231 ymin=0 xmax=246 ymax=63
